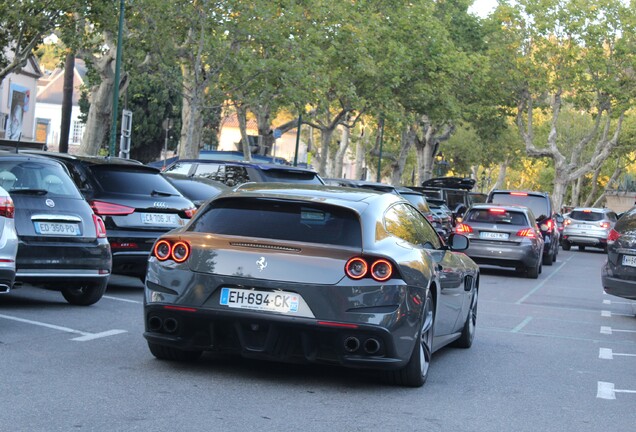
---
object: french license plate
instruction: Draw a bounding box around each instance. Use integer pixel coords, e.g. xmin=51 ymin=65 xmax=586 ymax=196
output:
xmin=480 ymin=231 xmax=509 ymax=240
xmin=34 ymin=221 xmax=81 ymax=236
xmin=141 ymin=213 xmax=177 ymax=225
xmin=220 ymin=287 xmax=301 ymax=314
xmin=622 ymin=255 xmax=636 ymax=267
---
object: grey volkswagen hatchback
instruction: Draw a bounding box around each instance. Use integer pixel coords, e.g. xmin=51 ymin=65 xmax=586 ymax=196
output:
xmin=0 ymin=153 xmax=111 ymax=305
xmin=143 ymin=183 xmax=479 ymax=387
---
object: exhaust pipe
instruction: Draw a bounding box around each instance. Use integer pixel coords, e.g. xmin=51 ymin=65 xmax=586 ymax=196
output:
xmin=148 ymin=316 xmax=163 ymax=332
xmin=0 ymin=284 xmax=10 ymax=293
xmin=364 ymin=338 xmax=381 ymax=355
xmin=344 ymin=336 xmax=360 ymax=353
xmin=163 ymin=317 xmax=179 ymax=334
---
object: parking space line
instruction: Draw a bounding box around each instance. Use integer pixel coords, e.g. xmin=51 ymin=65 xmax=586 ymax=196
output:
xmin=601 ymin=310 xmax=633 ymax=317
xmin=515 ymin=256 xmax=574 ymax=305
xmin=603 ymin=299 xmax=635 ymax=305
xmin=103 ymin=295 xmax=142 ymax=304
xmin=597 ymin=382 xmax=636 ymax=400
xmin=601 ymin=326 xmax=636 ymax=335
xmin=0 ymin=313 xmax=127 ymax=341
xmin=511 ymin=316 xmax=533 ymax=333
xmin=599 ymin=348 xmax=636 ymax=360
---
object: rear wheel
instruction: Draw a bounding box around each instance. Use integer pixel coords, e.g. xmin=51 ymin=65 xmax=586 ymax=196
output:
xmin=526 ymin=262 xmax=540 ymax=279
xmin=542 ymin=251 xmax=553 ymax=266
xmin=561 ymin=241 xmax=571 ymax=251
xmin=148 ymin=342 xmax=203 ymax=361
xmin=386 ymin=290 xmax=434 ymax=387
xmin=453 ymin=288 xmax=478 ymax=348
xmin=61 ymin=280 xmax=107 ymax=306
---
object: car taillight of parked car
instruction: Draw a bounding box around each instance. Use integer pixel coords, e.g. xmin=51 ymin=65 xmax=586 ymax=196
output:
xmin=599 ymin=221 xmax=610 ymax=229
xmin=516 ymin=228 xmax=536 ymax=238
xmin=153 ymin=239 xmax=191 ymax=263
xmin=607 ymin=229 xmax=620 ymax=242
xmin=0 ymin=196 xmax=15 ymax=219
xmin=345 ymin=256 xmax=395 ymax=282
xmin=90 ymin=200 xmax=135 ymax=216
xmin=92 ymin=214 xmax=107 ymax=238
xmin=455 ymin=223 xmax=473 ymax=234
xmin=539 ymin=219 xmax=554 ymax=232
xmin=183 ymin=208 xmax=197 ymax=218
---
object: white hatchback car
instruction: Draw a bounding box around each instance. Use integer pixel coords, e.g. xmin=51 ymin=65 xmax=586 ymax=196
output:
xmin=0 ymin=184 xmax=18 ymax=293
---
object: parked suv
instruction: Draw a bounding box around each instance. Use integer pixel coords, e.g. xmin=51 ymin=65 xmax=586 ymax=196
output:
xmin=163 ymin=159 xmax=324 ymax=187
xmin=25 ymin=152 xmax=196 ymax=279
xmin=0 ymin=153 xmax=111 ymax=305
xmin=487 ymin=190 xmax=559 ymax=265
xmin=562 ymin=207 xmax=618 ymax=252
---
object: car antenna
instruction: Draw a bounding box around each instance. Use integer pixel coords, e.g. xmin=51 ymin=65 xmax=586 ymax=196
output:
xmin=14 ymin=132 xmax=21 ymax=153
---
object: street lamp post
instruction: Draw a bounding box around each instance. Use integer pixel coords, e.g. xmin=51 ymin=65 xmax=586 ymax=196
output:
xmin=376 ymin=117 xmax=385 ymax=182
xmin=109 ymin=0 xmax=125 ymax=157
xmin=162 ymin=118 xmax=173 ymax=168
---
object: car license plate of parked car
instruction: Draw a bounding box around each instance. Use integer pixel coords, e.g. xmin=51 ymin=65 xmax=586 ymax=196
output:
xmin=480 ymin=231 xmax=509 ymax=240
xmin=220 ymin=287 xmax=301 ymax=314
xmin=622 ymin=255 xmax=636 ymax=267
xmin=141 ymin=213 xmax=177 ymax=225
xmin=34 ymin=222 xmax=81 ymax=236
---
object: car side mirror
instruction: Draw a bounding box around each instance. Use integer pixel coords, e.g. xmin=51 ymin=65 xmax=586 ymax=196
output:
xmin=448 ymin=233 xmax=469 ymax=251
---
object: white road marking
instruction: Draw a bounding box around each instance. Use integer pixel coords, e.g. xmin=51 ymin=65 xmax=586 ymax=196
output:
xmin=601 ymin=326 xmax=636 ymax=335
xmin=598 ymin=381 xmax=636 ymax=400
xmin=103 ymin=295 xmax=142 ymax=304
xmin=599 ymin=348 xmax=636 ymax=360
xmin=512 ymin=316 xmax=533 ymax=333
xmin=603 ymin=299 xmax=611 ymax=304
xmin=0 ymin=313 xmax=127 ymax=341
xmin=516 ymin=256 xmax=574 ymax=305
xmin=601 ymin=309 xmax=634 ymax=318
xmin=603 ymin=299 xmax=635 ymax=305
xmin=602 ymin=310 xmax=612 ymax=317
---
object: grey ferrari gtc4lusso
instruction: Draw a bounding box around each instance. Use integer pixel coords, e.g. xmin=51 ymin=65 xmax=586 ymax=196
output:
xmin=143 ymin=183 xmax=480 ymax=387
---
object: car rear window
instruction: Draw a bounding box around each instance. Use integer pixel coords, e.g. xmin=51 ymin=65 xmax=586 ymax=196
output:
xmin=0 ymin=160 xmax=82 ymax=199
xmin=489 ymin=193 xmax=549 ymax=220
xmin=90 ymin=166 xmax=182 ymax=196
xmin=259 ymin=169 xmax=324 ymax=184
xmin=466 ymin=209 xmax=529 ymax=225
xmin=569 ymin=210 xmax=604 ymax=221
xmin=189 ymin=198 xmax=362 ymax=247
xmin=400 ymin=193 xmax=431 ymax=213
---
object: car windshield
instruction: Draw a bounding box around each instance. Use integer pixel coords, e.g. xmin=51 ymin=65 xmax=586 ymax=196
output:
xmin=189 ymin=198 xmax=362 ymax=247
xmin=0 ymin=160 xmax=82 ymax=198
xmin=570 ymin=210 xmax=604 ymax=221
xmin=466 ymin=209 xmax=528 ymax=225
xmin=489 ymin=193 xmax=549 ymax=220
xmin=90 ymin=166 xmax=182 ymax=196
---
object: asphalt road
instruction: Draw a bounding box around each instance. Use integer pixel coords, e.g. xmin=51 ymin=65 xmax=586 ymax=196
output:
xmin=1 ymin=248 xmax=635 ymax=432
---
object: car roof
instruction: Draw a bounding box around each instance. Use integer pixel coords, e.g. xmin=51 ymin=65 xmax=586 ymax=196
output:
xmin=21 ymin=150 xmax=145 ymax=166
xmin=489 ymin=189 xmax=549 ymax=197
xmin=0 ymin=150 xmax=68 ymax=166
xmin=167 ymin=158 xmax=319 ymax=174
xmin=570 ymin=207 xmax=611 ymax=212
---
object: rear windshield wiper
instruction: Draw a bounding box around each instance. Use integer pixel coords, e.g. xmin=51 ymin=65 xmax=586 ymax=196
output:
xmin=11 ymin=188 xmax=48 ymax=195
xmin=151 ymin=189 xmax=178 ymax=197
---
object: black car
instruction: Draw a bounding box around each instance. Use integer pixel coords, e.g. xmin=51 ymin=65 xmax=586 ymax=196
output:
xmin=24 ymin=152 xmax=196 ymax=279
xmin=0 ymin=153 xmax=111 ymax=305
xmin=163 ymin=159 xmax=324 ymax=187
xmin=417 ymin=177 xmax=477 ymax=216
xmin=487 ymin=190 xmax=559 ymax=266
xmin=602 ymin=207 xmax=636 ymax=300
xmin=143 ymin=183 xmax=479 ymax=387
xmin=161 ymin=173 xmax=230 ymax=207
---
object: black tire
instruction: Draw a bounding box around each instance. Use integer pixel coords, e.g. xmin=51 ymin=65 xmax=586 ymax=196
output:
xmin=561 ymin=241 xmax=571 ymax=251
xmin=526 ymin=262 xmax=540 ymax=279
xmin=578 ymin=245 xmax=586 ymax=252
xmin=61 ymin=279 xmax=108 ymax=306
xmin=386 ymin=290 xmax=434 ymax=387
xmin=542 ymin=251 xmax=553 ymax=266
xmin=553 ymin=245 xmax=558 ymax=262
xmin=147 ymin=342 xmax=202 ymax=361
xmin=453 ymin=288 xmax=478 ymax=348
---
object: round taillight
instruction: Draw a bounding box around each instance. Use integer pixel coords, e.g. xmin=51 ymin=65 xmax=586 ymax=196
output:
xmin=171 ymin=241 xmax=190 ymax=263
xmin=346 ymin=257 xmax=368 ymax=279
xmin=371 ymin=259 xmax=392 ymax=282
xmin=154 ymin=240 xmax=172 ymax=261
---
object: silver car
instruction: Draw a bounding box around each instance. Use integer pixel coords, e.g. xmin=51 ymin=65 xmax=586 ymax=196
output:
xmin=457 ymin=204 xmax=545 ymax=278
xmin=0 ymin=184 xmax=18 ymax=293
xmin=561 ymin=207 xmax=618 ymax=252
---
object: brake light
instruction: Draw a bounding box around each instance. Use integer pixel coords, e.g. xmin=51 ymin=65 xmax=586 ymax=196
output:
xmin=510 ymin=192 xmax=528 ymax=196
xmin=345 ymin=256 xmax=395 ymax=282
xmin=489 ymin=208 xmax=506 ymax=214
xmin=152 ymin=239 xmax=191 ymax=263
xmin=0 ymin=196 xmax=15 ymax=218
xmin=564 ymin=219 xmax=571 ymax=226
xmin=583 ymin=209 xmax=592 ymax=213
xmin=92 ymin=214 xmax=107 ymax=238
xmin=455 ymin=223 xmax=473 ymax=234
xmin=184 ymin=208 xmax=197 ymax=218
xmin=599 ymin=221 xmax=610 ymax=229
xmin=607 ymin=229 xmax=620 ymax=242
xmin=90 ymin=200 xmax=135 ymax=216
xmin=540 ymin=219 xmax=554 ymax=231
xmin=516 ymin=228 xmax=536 ymax=238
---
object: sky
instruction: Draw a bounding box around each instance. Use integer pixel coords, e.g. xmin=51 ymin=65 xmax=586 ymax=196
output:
xmin=469 ymin=0 xmax=499 ymax=18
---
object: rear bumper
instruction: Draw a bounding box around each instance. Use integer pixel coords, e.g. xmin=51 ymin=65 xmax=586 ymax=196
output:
xmin=562 ymin=233 xmax=607 ymax=247
xmin=0 ymin=268 xmax=15 ymax=293
xmin=602 ymin=263 xmax=636 ymax=300
xmin=466 ymin=241 xmax=540 ymax=268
